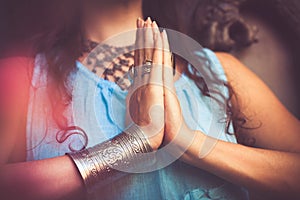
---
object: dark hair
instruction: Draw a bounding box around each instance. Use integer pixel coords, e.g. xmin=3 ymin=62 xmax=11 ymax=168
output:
xmin=32 ymin=0 xmax=253 ymax=147
xmin=33 ymin=0 xmax=85 ymax=129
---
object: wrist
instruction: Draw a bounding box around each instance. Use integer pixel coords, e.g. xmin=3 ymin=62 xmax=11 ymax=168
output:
xmin=132 ymin=123 xmax=164 ymax=151
xmin=168 ymin=123 xmax=198 ymax=150
xmin=180 ymin=130 xmax=209 ymax=163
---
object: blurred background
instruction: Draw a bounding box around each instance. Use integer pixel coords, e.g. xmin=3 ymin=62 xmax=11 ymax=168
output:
xmin=0 ymin=0 xmax=299 ymax=117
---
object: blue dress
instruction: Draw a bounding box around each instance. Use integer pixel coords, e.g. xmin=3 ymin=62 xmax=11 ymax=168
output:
xmin=26 ymin=48 xmax=249 ymax=200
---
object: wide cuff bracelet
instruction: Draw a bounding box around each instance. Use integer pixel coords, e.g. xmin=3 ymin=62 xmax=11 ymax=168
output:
xmin=67 ymin=124 xmax=152 ymax=194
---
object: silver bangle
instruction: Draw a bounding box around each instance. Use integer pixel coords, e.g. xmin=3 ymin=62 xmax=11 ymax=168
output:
xmin=67 ymin=124 xmax=152 ymax=194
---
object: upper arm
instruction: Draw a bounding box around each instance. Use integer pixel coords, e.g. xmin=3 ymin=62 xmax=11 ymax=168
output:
xmin=0 ymin=56 xmax=34 ymax=164
xmin=216 ymin=52 xmax=300 ymax=153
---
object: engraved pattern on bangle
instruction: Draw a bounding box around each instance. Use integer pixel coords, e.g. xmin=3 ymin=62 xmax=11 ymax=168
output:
xmin=100 ymin=141 xmax=124 ymax=166
xmin=67 ymin=124 xmax=152 ymax=194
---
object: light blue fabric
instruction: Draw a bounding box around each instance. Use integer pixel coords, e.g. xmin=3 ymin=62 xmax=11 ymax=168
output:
xmin=26 ymin=48 xmax=249 ymax=200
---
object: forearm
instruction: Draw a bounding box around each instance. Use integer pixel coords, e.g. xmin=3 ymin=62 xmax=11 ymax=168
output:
xmin=0 ymin=156 xmax=85 ymax=200
xmin=182 ymin=131 xmax=300 ymax=199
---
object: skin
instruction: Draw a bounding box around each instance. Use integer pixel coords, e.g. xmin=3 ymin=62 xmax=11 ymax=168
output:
xmin=164 ymin=51 xmax=300 ymax=199
xmin=127 ymin=18 xmax=166 ymax=149
xmin=0 ymin=1 xmax=299 ymax=200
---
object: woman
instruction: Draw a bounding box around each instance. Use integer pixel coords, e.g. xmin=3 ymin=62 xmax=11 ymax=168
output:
xmin=0 ymin=0 xmax=299 ymax=200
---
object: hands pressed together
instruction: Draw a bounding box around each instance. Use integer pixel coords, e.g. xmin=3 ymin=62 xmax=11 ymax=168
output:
xmin=126 ymin=17 xmax=192 ymax=150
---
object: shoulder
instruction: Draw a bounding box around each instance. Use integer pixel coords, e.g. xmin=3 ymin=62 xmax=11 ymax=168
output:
xmin=0 ymin=55 xmax=35 ymax=97
xmin=0 ymin=48 xmax=36 ymax=117
xmin=215 ymin=52 xmax=236 ymax=60
xmin=214 ymin=52 xmax=243 ymax=71
xmin=0 ymin=50 xmax=36 ymax=163
xmin=214 ymin=52 xmax=259 ymax=85
xmin=0 ymin=45 xmax=36 ymax=83
xmin=0 ymin=56 xmax=35 ymax=73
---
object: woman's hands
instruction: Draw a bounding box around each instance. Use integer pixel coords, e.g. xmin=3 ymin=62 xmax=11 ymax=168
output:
xmin=126 ymin=17 xmax=193 ymax=150
xmin=126 ymin=17 xmax=165 ymax=150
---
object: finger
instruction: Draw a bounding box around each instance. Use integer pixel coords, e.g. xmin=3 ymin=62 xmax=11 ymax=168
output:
xmin=134 ymin=18 xmax=144 ymax=65
xmin=144 ymin=17 xmax=154 ymax=64
xmin=162 ymin=30 xmax=175 ymax=91
xmin=149 ymin=21 xmax=163 ymax=84
xmin=134 ymin=18 xmax=145 ymax=87
xmin=162 ymin=30 xmax=172 ymax=67
xmin=142 ymin=17 xmax=154 ymax=84
xmin=134 ymin=18 xmax=140 ymax=65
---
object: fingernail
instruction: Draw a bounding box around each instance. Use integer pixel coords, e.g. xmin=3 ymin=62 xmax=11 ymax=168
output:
xmin=153 ymin=21 xmax=157 ymax=27
xmin=162 ymin=29 xmax=168 ymax=39
xmin=147 ymin=17 xmax=152 ymax=23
